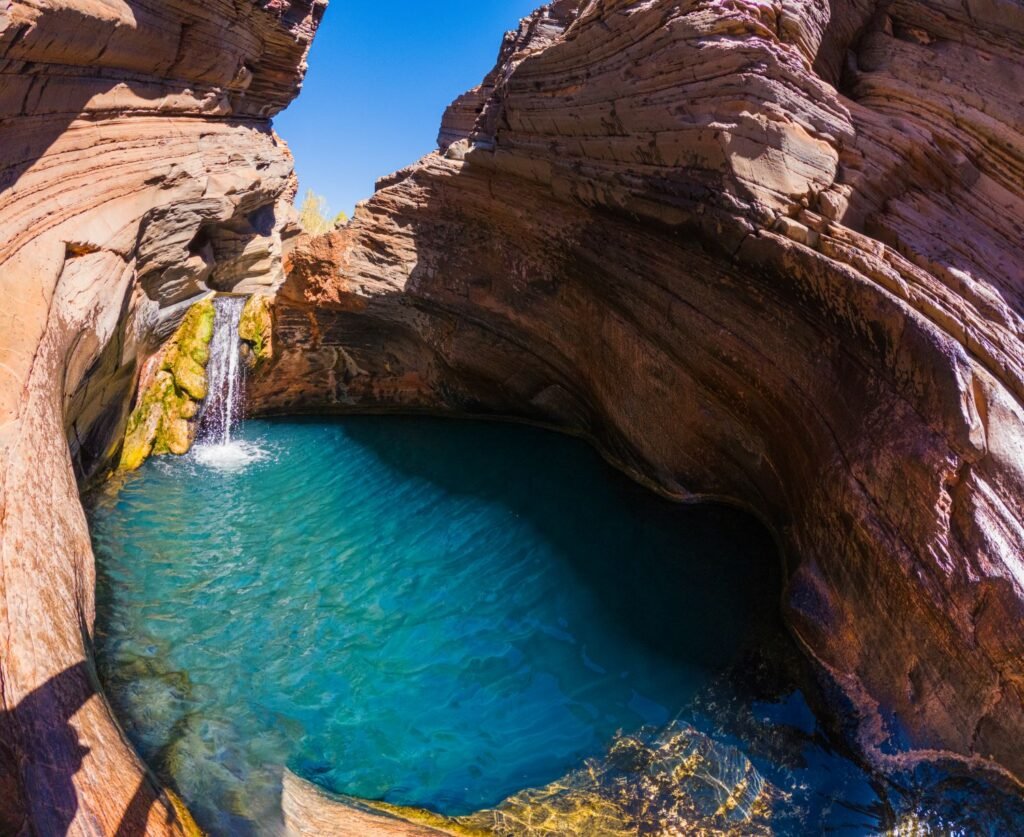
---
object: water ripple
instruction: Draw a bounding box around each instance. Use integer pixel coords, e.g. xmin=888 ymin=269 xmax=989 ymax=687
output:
xmin=87 ymin=417 xmax=1024 ymax=836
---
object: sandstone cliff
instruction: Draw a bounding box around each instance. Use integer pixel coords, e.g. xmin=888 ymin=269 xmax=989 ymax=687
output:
xmin=0 ymin=1 xmax=323 ymax=832
xmin=254 ymin=0 xmax=1024 ymax=799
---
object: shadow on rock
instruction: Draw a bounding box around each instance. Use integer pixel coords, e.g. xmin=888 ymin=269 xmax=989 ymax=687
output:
xmin=0 ymin=661 xmax=93 ymax=835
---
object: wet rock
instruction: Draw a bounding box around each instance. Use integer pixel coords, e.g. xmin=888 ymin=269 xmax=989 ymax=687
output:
xmin=239 ymin=293 xmax=275 ymax=369
xmin=119 ymin=299 xmax=214 ymax=470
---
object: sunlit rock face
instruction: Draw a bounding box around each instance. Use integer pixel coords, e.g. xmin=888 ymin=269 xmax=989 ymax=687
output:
xmin=254 ymin=0 xmax=1024 ymax=793
xmin=0 ymin=1 xmax=323 ymax=832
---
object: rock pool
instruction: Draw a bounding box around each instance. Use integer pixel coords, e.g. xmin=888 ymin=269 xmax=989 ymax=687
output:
xmin=88 ymin=416 xmax=1006 ymax=835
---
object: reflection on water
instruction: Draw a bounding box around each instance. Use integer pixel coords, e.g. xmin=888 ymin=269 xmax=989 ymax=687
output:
xmin=86 ymin=417 xmax=1024 ymax=835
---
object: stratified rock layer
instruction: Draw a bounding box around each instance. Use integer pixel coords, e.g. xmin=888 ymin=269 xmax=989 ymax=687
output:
xmin=0 ymin=1 xmax=323 ymax=833
xmin=254 ymin=0 xmax=1024 ymax=794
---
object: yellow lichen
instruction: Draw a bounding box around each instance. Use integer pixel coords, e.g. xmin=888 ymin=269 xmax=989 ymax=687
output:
xmin=164 ymin=347 xmax=208 ymax=401
xmin=165 ymin=788 xmax=205 ymax=837
xmin=351 ymin=799 xmax=491 ymax=836
xmin=118 ymin=298 xmax=215 ymax=471
xmin=238 ymin=293 xmax=273 ymax=368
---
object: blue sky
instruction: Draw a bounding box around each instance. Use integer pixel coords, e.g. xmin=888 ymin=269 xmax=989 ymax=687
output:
xmin=274 ymin=2 xmax=540 ymax=219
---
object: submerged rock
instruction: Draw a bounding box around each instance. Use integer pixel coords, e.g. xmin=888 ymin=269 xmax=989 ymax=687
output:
xmin=462 ymin=724 xmax=776 ymax=837
xmin=119 ymin=299 xmax=215 ymax=470
xmin=282 ymin=724 xmax=777 ymax=836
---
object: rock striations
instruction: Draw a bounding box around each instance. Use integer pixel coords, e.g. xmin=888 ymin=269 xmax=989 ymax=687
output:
xmin=0 ymin=1 xmax=323 ymax=833
xmin=253 ymin=0 xmax=1024 ymax=801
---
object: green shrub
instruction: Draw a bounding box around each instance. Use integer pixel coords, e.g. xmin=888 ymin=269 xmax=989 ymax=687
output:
xmin=297 ymin=188 xmax=347 ymax=235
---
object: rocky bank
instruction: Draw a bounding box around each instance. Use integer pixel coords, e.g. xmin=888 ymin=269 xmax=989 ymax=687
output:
xmin=2 ymin=0 xmax=1024 ymax=833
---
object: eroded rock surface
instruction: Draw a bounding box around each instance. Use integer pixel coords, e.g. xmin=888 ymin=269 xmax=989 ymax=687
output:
xmin=253 ymin=0 xmax=1024 ymax=796
xmin=239 ymin=292 xmax=275 ymax=369
xmin=0 ymin=1 xmax=322 ymax=832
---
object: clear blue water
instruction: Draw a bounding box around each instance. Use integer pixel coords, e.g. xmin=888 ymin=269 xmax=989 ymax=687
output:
xmin=87 ymin=417 xmax=1024 ymax=835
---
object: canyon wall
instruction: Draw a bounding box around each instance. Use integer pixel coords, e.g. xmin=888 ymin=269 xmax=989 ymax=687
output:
xmin=253 ymin=0 xmax=1024 ymax=794
xmin=2 ymin=0 xmax=1023 ymax=831
xmin=0 ymin=1 xmax=323 ymax=832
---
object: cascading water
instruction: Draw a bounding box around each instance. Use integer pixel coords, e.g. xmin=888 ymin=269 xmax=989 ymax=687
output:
xmin=198 ymin=296 xmax=246 ymax=445
xmin=193 ymin=296 xmax=259 ymax=469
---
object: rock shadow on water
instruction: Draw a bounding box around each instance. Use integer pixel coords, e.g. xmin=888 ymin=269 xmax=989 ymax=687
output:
xmin=286 ymin=417 xmax=1024 ymax=836
xmin=326 ymin=414 xmax=786 ymax=671
xmin=0 ymin=659 xmax=199 ymax=837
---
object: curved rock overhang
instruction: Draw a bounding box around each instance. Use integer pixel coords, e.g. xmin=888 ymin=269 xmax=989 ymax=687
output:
xmin=251 ymin=0 xmax=1024 ymax=797
xmin=0 ymin=1 xmax=324 ymax=833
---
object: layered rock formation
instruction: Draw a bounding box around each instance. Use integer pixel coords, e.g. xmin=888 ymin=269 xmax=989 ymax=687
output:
xmin=0 ymin=1 xmax=323 ymax=832
xmin=3 ymin=0 xmax=1023 ymax=831
xmin=253 ymin=0 xmax=1024 ymax=799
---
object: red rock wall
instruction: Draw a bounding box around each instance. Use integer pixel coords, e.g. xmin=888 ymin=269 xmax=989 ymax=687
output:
xmin=255 ymin=0 xmax=1024 ymax=792
xmin=0 ymin=2 xmax=323 ymax=832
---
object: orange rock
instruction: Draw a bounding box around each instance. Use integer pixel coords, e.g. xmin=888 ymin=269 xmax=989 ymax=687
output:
xmin=0 ymin=1 xmax=323 ymax=832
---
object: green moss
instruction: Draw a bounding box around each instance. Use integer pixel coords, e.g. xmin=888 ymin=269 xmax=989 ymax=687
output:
xmin=118 ymin=374 xmax=167 ymax=471
xmin=177 ymin=299 xmax=215 ymax=365
xmin=164 ymin=347 xmax=208 ymax=401
xmin=118 ymin=299 xmax=216 ymax=471
xmin=238 ymin=294 xmax=273 ymax=368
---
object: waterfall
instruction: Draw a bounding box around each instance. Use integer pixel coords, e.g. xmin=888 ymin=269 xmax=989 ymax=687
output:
xmin=197 ymin=296 xmax=246 ymax=448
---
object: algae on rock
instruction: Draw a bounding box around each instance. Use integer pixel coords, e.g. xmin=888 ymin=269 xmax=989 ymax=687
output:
xmin=164 ymin=789 xmax=204 ymax=837
xmin=119 ymin=299 xmax=215 ymax=470
xmin=238 ymin=293 xmax=273 ymax=369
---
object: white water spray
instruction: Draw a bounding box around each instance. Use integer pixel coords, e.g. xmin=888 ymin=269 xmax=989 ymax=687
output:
xmin=195 ymin=296 xmax=258 ymax=469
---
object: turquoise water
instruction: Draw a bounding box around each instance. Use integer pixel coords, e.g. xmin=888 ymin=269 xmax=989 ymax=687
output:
xmin=87 ymin=417 xmax=1022 ymax=835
